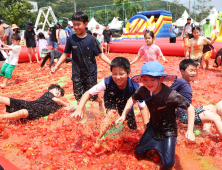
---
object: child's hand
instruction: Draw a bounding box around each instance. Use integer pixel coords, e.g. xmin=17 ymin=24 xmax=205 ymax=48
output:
xmin=185 ymin=130 xmax=195 ymax=141
xmin=50 ymin=66 xmax=58 ymax=75
xmin=214 ymin=49 xmax=217 ymax=53
xmin=70 ymin=109 xmax=83 ymax=119
xmin=215 ymin=32 xmax=219 ymax=38
xmin=115 ymin=114 xmax=126 ymax=125
xmin=163 ymin=57 xmax=168 ymax=63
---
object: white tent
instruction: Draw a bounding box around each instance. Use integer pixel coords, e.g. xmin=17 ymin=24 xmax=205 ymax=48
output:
xmin=108 ymin=17 xmax=123 ymax=30
xmin=174 ymin=10 xmax=199 ymax=27
xmin=200 ymin=7 xmax=218 ymax=26
xmin=87 ymin=17 xmax=104 ymax=31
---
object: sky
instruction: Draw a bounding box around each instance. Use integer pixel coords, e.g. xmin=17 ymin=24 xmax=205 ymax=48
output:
xmin=167 ymin=0 xmax=222 ymax=13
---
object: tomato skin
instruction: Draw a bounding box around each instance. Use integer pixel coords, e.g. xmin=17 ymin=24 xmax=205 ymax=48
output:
xmin=152 ymin=155 xmax=160 ymax=162
xmin=1 ymin=131 xmax=9 ymax=139
xmin=205 ymin=137 xmax=210 ymax=145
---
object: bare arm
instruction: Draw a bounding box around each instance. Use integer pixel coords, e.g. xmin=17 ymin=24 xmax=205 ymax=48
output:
xmin=161 ymin=55 xmax=168 ymax=63
xmin=66 ymin=32 xmax=69 ymax=37
xmin=139 ymin=104 xmax=149 ymax=129
xmin=1 ymin=36 xmax=8 ymax=42
xmin=181 ymin=28 xmax=185 ymax=37
xmin=0 ymin=42 xmax=12 ymax=50
xmin=51 ymin=53 xmax=69 ymax=73
xmin=185 ymin=47 xmax=190 ymax=59
xmin=185 ymin=104 xmax=195 ymax=141
xmin=130 ymin=55 xmax=141 ymax=65
xmin=99 ymin=53 xmax=111 ymax=65
xmin=208 ymin=32 xmax=219 ymax=45
xmin=52 ymin=97 xmax=69 ymax=107
xmin=24 ymin=38 xmax=27 ymax=47
xmin=56 ymin=29 xmax=59 ymax=44
xmin=70 ymin=90 xmax=92 ymax=118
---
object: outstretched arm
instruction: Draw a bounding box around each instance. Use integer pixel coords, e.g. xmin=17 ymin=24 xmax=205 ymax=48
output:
xmin=52 ymin=97 xmax=69 ymax=107
xmin=99 ymin=53 xmax=111 ymax=65
xmin=130 ymin=55 xmax=141 ymax=65
xmin=51 ymin=53 xmax=69 ymax=74
xmin=208 ymin=32 xmax=219 ymax=45
xmin=0 ymin=42 xmax=12 ymax=51
xmin=185 ymin=104 xmax=195 ymax=141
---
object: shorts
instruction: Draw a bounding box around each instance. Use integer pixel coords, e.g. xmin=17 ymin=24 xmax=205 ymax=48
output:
xmin=0 ymin=62 xmax=16 ymax=79
xmin=135 ymin=128 xmax=177 ymax=169
xmin=105 ymin=102 xmax=137 ymax=130
xmin=194 ymin=57 xmax=203 ymax=64
xmin=52 ymin=42 xmax=59 ymax=49
xmin=73 ymin=74 xmax=98 ymax=101
xmin=104 ymin=38 xmax=110 ymax=43
xmin=203 ymin=50 xmax=212 ymax=60
xmin=176 ymin=106 xmax=204 ymax=125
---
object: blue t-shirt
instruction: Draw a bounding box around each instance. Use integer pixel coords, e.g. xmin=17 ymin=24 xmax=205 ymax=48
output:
xmin=104 ymin=76 xmax=140 ymax=111
xmin=170 ymin=28 xmax=178 ymax=37
xmin=65 ymin=26 xmax=73 ymax=38
xmin=170 ymin=78 xmax=192 ymax=116
xmin=64 ymin=34 xmax=101 ymax=80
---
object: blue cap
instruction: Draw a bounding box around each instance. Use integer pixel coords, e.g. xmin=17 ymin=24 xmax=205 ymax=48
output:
xmin=132 ymin=61 xmax=177 ymax=83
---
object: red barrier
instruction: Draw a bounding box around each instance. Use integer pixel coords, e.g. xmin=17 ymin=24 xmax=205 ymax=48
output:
xmin=18 ymin=45 xmax=65 ymax=63
xmin=0 ymin=155 xmax=20 ymax=170
xmin=110 ymin=40 xmax=222 ymax=58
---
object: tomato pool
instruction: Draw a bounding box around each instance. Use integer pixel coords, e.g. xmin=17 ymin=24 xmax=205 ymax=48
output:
xmin=0 ymin=54 xmax=222 ymax=170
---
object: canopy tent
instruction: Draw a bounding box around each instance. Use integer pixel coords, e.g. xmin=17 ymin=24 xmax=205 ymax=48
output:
xmin=108 ymin=17 xmax=123 ymax=30
xmin=87 ymin=17 xmax=104 ymax=31
xmin=174 ymin=10 xmax=199 ymax=27
xmin=200 ymin=7 xmax=218 ymax=26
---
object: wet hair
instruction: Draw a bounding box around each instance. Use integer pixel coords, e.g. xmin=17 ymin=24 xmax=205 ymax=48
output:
xmin=93 ymin=33 xmax=97 ymax=37
xmin=48 ymin=84 xmax=65 ymax=97
xmin=72 ymin=12 xmax=88 ymax=23
xmin=192 ymin=26 xmax=201 ymax=33
xmin=11 ymin=33 xmax=21 ymax=41
xmin=38 ymin=32 xmax=45 ymax=39
xmin=144 ymin=31 xmax=155 ymax=39
xmin=179 ymin=59 xmax=198 ymax=71
xmin=110 ymin=57 xmax=130 ymax=74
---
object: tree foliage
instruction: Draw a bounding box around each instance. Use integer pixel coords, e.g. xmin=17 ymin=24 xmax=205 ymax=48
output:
xmin=196 ymin=0 xmax=213 ymax=21
xmin=0 ymin=0 xmax=34 ymax=26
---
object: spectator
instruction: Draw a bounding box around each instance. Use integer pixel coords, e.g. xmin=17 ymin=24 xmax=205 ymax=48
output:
xmin=201 ymin=17 xmax=213 ymax=39
xmin=1 ymin=20 xmax=13 ymax=45
xmin=93 ymin=24 xmax=103 ymax=51
xmin=103 ymin=25 xmax=112 ymax=53
xmin=0 ymin=20 xmax=5 ymax=41
xmin=169 ymin=23 xmax=178 ymax=43
xmin=181 ymin=17 xmax=195 ymax=39
xmin=49 ymin=22 xmax=63 ymax=50
xmin=65 ymin=21 xmax=73 ymax=40
xmin=11 ymin=24 xmax=20 ymax=35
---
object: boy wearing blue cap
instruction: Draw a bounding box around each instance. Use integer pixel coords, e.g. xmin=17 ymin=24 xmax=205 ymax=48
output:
xmin=116 ymin=61 xmax=195 ymax=169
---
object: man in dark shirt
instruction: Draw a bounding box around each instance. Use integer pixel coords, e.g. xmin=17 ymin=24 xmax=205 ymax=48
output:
xmin=103 ymin=25 xmax=112 ymax=53
xmin=116 ymin=61 xmax=195 ymax=169
xmin=51 ymin=12 xmax=111 ymax=117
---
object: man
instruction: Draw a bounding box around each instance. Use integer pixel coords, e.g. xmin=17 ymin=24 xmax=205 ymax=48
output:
xmin=201 ymin=17 xmax=213 ymax=39
xmin=65 ymin=21 xmax=73 ymax=40
xmin=103 ymin=25 xmax=112 ymax=53
xmin=93 ymin=24 xmax=103 ymax=51
xmin=50 ymin=22 xmax=63 ymax=50
xmin=181 ymin=17 xmax=195 ymax=39
xmin=1 ymin=20 xmax=13 ymax=45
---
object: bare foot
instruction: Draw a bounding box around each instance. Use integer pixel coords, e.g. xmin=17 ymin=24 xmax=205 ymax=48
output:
xmin=30 ymin=61 xmax=32 ymax=63
xmin=0 ymin=84 xmax=6 ymax=88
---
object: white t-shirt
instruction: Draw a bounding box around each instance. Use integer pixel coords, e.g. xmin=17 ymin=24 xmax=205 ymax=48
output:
xmin=5 ymin=45 xmax=21 ymax=65
xmin=92 ymin=28 xmax=103 ymax=42
xmin=89 ymin=80 xmax=145 ymax=108
xmin=183 ymin=24 xmax=192 ymax=37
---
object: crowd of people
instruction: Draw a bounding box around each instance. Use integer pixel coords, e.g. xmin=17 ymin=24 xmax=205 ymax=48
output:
xmin=0 ymin=11 xmax=222 ymax=169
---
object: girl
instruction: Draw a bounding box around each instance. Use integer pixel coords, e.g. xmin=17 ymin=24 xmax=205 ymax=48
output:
xmin=185 ymin=27 xmax=218 ymax=81
xmin=130 ymin=31 xmax=168 ymax=65
xmin=11 ymin=24 xmax=20 ymax=35
xmin=0 ymin=84 xmax=70 ymax=121
xmin=24 ymin=22 xmax=39 ymax=63
xmin=37 ymin=32 xmax=48 ymax=62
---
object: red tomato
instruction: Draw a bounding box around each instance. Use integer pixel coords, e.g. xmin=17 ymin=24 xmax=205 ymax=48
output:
xmin=152 ymin=155 xmax=160 ymax=162
xmin=1 ymin=131 xmax=9 ymax=139
xmin=205 ymin=137 xmax=210 ymax=145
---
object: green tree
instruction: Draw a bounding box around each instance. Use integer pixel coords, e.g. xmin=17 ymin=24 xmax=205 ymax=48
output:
xmin=196 ymin=0 xmax=213 ymax=22
xmin=0 ymin=0 xmax=33 ymax=26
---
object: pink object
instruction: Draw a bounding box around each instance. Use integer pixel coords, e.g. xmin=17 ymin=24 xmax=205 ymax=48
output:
xmin=138 ymin=44 xmax=163 ymax=63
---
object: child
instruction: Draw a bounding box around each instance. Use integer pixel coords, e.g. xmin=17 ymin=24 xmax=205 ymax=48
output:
xmin=0 ymin=84 xmax=70 ymax=121
xmin=116 ymin=61 xmax=195 ymax=169
xmin=170 ymin=59 xmax=222 ymax=137
xmin=183 ymin=32 xmax=189 ymax=56
xmin=0 ymin=33 xmax=21 ymax=88
xmin=39 ymin=48 xmax=63 ymax=70
xmin=185 ymin=27 xmax=218 ymax=80
xmin=213 ymin=48 xmax=222 ymax=68
xmin=51 ymin=12 xmax=111 ymax=115
xmin=24 ymin=22 xmax=39 ymax=63
xmin=130 ymin=31 xmax=168 ymax=65
xmin=71 ymin=57 xmax=146 ymax=140
xmin=92 ymin=32 xmax=101 ymax=48
xmin=11 ymin=24 xmax=20 ymax=35
xmin=202 ymin=40 xmax=216 ymax=69
xmin=37 ymin=32 xmax=48 ymax=61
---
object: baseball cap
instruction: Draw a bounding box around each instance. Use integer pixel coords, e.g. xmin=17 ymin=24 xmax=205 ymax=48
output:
xmin=68 ymin=21 xmax=73 ymax=26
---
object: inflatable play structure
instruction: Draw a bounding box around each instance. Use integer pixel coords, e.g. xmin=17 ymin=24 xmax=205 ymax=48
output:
xmin=122 ymin=10 xmax=172 ymax=39
xmin=214 ymin=8 xmax=222 ymax=42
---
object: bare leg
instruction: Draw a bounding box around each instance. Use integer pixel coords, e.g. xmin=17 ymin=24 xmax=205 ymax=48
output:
xmin=199 ymin=109 xmax=222 ymax=138
xmin=94 ymin=96 xmax=105 ymax=113
xmin=104 ymin=42 xmax=107 ymax=53
xmin=77 ymin=100 xmax=88 ymax=124
xmin=194 ymin=64 xmax=200 ymax=83
xmin=0 ymin=109 xmax=29 ymax=121
xmin=205 ymin=59 xmax=209 ymax=69
xmin=0 ymin=77 xmax=9 ymax=88
xmin=33 ymin=47 xmax=39 ymax=63
xmin=27 ymin=48 xmax=32 ymax=63
xmin=97 ymin=110 xmax=119 ymax=141
xmin=0 ymin=96 xmax=10 ymax=105
xmin=108 ymin=43 xmax=110 ymax=54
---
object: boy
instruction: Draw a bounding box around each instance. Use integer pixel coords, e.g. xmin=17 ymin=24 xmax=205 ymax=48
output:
xmin=71 ymin=57 xmax=146 ymax=141
xmin=102 ymin=25 xmax=112 ymax=53
xmin=51 ymin=12 xmax=111 ymax=117
xmin=0 ymin=33 xmax=21 ymax=88
xmin=92 ymin=33 xmax=101 ymax=48
xmin=116 ymin=61 xmax=195 ymax=169
xmin=170 ymin=59 xmax=222 ymax=137
xmin=213 ymin=48 xmax=222 ymax=68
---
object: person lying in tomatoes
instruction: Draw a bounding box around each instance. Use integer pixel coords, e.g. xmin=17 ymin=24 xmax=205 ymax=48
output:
xmin=0 ymin=84 xmax=70 ymax=121
xmin=70 ymin=57 xmax=147 ymax=141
